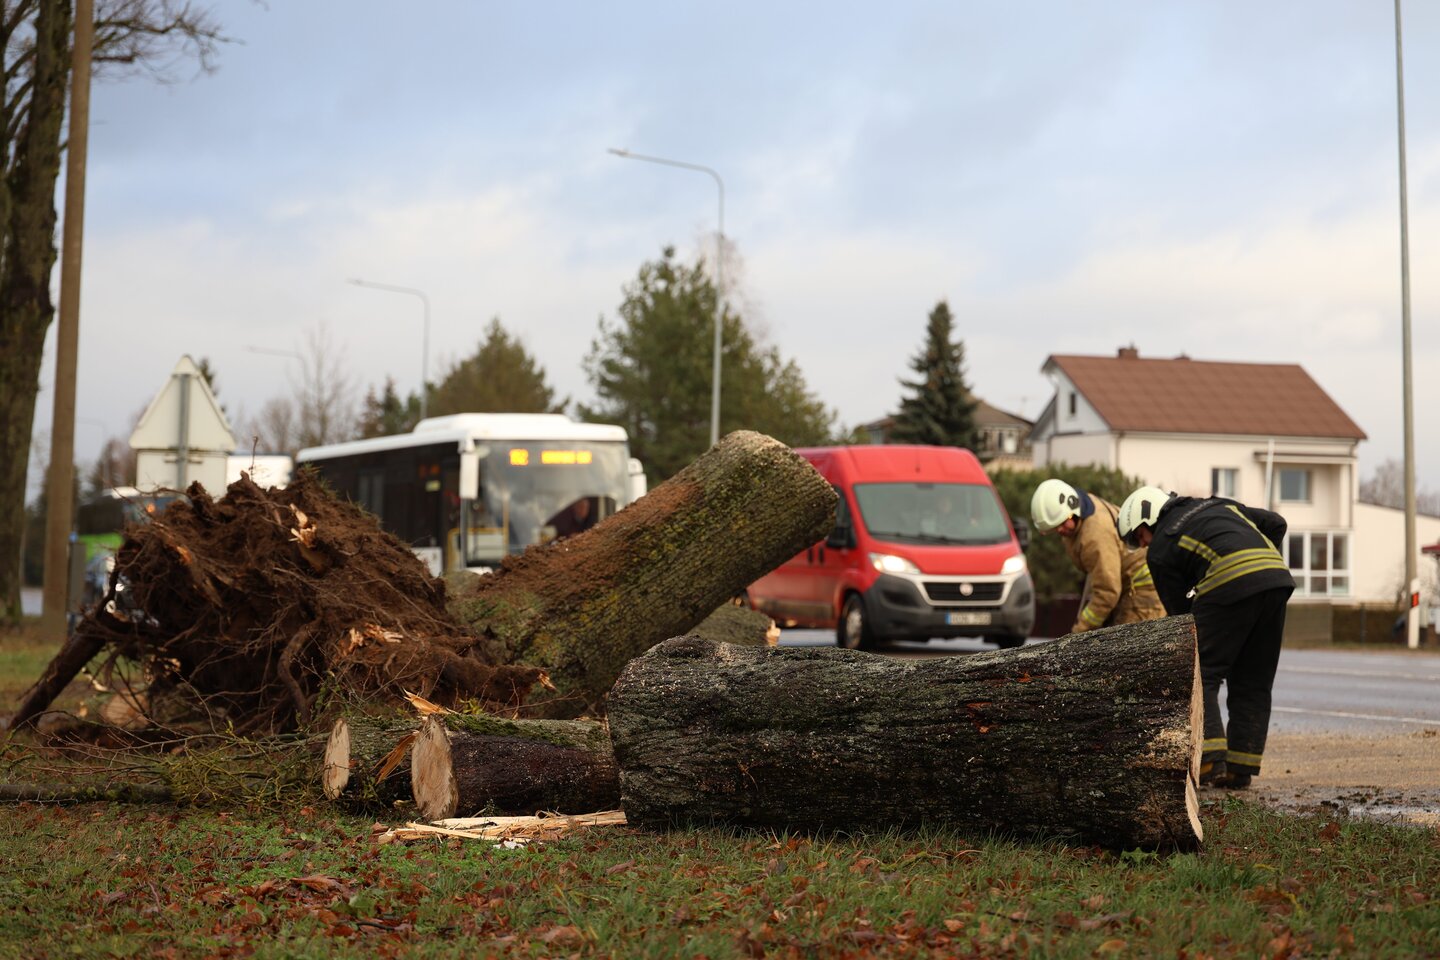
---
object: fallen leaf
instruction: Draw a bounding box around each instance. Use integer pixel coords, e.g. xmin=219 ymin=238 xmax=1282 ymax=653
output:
xmin=540 ymin=924 xmax=583 ymax=945
xmin=1096 ymin=939 xmax=1127 ymax=953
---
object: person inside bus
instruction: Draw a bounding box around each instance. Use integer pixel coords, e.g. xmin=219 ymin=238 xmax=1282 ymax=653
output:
xmin=549 ymin=497 xmax=597 ymax=539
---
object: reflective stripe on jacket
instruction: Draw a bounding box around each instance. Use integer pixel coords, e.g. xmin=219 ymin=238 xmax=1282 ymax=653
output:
xmin=1147 ymin=497 xmax=1293 ymax=613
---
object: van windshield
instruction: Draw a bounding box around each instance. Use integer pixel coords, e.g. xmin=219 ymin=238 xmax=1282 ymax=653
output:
xmin=853 ymin=482 xmax=1012 ymax=546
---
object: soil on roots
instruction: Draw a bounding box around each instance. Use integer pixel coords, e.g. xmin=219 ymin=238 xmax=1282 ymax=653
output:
xmin=74 ymin=470 xmax=539 ymax=734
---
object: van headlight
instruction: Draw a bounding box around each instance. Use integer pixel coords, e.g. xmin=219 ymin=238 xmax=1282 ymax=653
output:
xmin=1001 ymin=555 xmax=1028 ymax=575
xmin=869 ymin=553 xmax=920 ymax=575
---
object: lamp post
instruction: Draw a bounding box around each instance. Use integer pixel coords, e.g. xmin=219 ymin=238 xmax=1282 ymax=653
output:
xmin=347 ymin=279 xmax=431 ymax=421
xmin=608 ymin=147 xmax=726 ymax=447
xmin=1393 ymin=0 xmax=1419 ymax=649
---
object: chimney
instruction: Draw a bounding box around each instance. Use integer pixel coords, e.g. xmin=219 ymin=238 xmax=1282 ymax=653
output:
xmin=1117 ymin=345 xmax=1139 ymax=360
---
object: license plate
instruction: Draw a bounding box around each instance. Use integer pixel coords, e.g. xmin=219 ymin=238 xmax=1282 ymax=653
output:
xmin=946 ymin=611 xmax=992 ymax=626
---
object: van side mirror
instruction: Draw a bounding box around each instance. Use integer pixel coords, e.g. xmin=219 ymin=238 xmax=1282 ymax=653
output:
xmin=1012 ymin=517 xmax=1031 ymax=552
xmin=825 ymin=526 xmax=856 ymax=550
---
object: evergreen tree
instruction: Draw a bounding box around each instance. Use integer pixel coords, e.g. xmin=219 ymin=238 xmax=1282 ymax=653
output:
xmin=357 ymin=377 xmax=422 ymax=438
xmin=581 ymin=247 xmax=835 ymax=484
xmin=889 ymin=300 xmax=979 ymax=450
xmin=428 ymin=318 xmax=563 ymax=416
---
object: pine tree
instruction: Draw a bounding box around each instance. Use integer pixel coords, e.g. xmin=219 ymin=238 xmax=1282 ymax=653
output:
xmin=581 ymin=247 xmax=834 ymax=484
xmin=889 ymin=300 xmax=979 ymax=450
xmin=357 ymin=377 xmax=422 ymax=438
xmin=428 ymin=318 xmax=563 ymax=416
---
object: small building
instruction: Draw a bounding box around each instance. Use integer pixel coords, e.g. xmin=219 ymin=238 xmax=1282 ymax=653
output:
xmin=1030 ymin=347 xmax=1377 ymax=606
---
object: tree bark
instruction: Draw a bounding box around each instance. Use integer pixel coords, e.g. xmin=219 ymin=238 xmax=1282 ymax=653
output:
xmin=448 ymin=430 xmax=836 ymax=718
xmin=0 ymin=0 xmax=70 ymax=627
xmin=409 ymin=714 xmax=619 ymax=822
xmin=608 ymin=617 xmax=1203 ymax=850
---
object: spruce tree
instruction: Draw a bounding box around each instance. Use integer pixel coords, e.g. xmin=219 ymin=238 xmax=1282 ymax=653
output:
xmin=889 ymin=300 xmax=979 ymax=449
xmin=582 ymin=247 xmax=835 ymax=484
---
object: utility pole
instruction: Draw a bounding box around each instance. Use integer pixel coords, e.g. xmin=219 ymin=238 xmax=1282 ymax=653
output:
xmin=1393 ymin=0 xmax=1420 ymax=648
xmin=40 ymin=0 xmax=95 ymax=638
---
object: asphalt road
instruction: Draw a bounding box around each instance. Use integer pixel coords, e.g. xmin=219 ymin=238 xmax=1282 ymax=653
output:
xmin=776 ymin=628 xmax=1440 ymax=736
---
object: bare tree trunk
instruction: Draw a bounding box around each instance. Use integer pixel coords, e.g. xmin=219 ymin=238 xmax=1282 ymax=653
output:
xmin=608 ymin=617 xmax=1203 ymax=851
xmin=0 ymin=0 xmax=70 ymax=628
xmin=448 ymin=431 xmax=836 ymax=718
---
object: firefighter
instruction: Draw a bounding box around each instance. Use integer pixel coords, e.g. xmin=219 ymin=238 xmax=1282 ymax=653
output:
xmin=1116 ymin=486 xmax=1294 ymax=789
xmin=1030 ymin=478 xmax=1165 ymax=633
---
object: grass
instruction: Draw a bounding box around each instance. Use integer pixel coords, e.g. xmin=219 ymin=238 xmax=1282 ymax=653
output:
xmin=0 ymin=798 xmax=1436 ymax=958
xmin=2 ymin=622 xmax=1437 ymax=957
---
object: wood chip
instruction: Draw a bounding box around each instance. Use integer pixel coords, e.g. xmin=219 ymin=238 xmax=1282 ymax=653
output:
xmin=378 ymin=809 xmax=627 ymax=846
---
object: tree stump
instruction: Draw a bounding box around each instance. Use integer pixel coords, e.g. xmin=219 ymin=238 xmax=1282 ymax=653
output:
xmin=448 ymin=430 xmax=837 ymax=718
xmin=608 ymin=617 xmax=1203 ymax=850
xmin=409 ymin=714 xmax=619 ymax=821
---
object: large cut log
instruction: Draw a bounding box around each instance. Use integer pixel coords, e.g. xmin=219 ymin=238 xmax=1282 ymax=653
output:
xmin=410 ymin=714 xmax=619 ymax=821
xmin=448 ymin=431 xmax=836 ymax=718
xmin=321 ymin=716 xmax=419 ymax=806
xmin=608 ymin=617 xmax=1203 ymax=850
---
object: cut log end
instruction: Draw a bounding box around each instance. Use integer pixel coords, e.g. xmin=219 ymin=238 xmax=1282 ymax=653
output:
xmin=411 ymin=715 xmax=459 ymax=822
xmin=322 ymin=718 xmax=351 ymax=801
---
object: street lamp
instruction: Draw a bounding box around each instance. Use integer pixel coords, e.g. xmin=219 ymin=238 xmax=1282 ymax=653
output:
xmin=347 ymin=278 xmax=431 ymax=421
xmin=608 ymin=147 xmax=726 ymax=447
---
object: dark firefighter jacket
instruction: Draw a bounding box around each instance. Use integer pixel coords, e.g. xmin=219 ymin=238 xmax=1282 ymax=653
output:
xmin=1146 ymin=496 xmax=1293 ymax=615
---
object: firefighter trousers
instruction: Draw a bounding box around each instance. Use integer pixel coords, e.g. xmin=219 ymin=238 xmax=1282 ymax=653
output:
xmin=1192 ymin=585 xmax=1293 ymax=777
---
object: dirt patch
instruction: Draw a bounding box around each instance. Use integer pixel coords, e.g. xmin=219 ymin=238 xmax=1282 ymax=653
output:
xmin=1215 ymin=729 xmax=1440 ymax=828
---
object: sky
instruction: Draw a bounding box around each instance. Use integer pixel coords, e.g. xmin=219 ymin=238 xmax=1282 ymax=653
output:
xmin=28 ymin=0 xmax=1440 ymax=495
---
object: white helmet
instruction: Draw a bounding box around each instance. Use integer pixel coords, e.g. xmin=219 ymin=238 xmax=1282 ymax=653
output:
xmin=1117 ymin=486 xmax=1172 ymax=546
xmin=1031 ymin=478 xmax=1081 ymax=533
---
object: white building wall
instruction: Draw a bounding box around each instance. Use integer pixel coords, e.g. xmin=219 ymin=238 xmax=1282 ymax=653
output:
xmin=1037 ymin=432 xmax=1115 ymax=470
xmin=1351 ymin=503 xmax=1440 ymax=605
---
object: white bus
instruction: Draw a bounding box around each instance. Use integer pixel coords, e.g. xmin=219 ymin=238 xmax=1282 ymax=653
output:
xmin=296 ymin=414 xmax=645 ymax=576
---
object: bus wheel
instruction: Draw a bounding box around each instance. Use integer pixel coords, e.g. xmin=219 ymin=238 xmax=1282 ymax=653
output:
xmin=837 ymin=595 xmax=874 ymax=651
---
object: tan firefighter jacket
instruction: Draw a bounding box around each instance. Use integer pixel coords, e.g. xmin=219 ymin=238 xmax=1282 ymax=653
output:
xmin=1062 ymin=493 xmax=1166 ymax=632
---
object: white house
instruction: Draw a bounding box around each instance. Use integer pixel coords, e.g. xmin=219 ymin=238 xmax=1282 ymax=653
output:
xmin=1027 ymin=347 xmax=1421 ymax=609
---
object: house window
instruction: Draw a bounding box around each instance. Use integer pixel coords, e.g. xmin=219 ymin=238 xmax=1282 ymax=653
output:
xmin=1284 ymin=531 xmax=1349 ymax=597
xmin=1278 ymin=468 xmax=1311 ymax=502
xmin=1210 ymin=468 xmax=1237 ymax=498
xmin=1067 ymin=392 xmax=1077 ymax=417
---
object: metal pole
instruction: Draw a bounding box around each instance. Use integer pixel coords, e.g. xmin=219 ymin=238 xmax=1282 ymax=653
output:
xmin=347 ymin=279 xmax=431 ymax=420
xmin=40 ymin=0 xmax=94 ymax=637
xmin=1394 ymin=0 xmax=1419 ymax=648
xmin=608 ymin=148 xmax=726 ymax=446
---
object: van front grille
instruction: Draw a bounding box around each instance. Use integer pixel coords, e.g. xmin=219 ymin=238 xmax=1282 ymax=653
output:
xmin=923 ymin=581 xmax=1005 ymax=603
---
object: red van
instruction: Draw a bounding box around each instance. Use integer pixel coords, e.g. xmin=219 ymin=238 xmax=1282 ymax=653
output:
xmin=747 ymin=445 xmax=1035 ymax=650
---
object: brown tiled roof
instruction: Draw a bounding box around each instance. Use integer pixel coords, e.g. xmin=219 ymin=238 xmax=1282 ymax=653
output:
xmin=1046 ymin=353 xmax=1367 ymax=440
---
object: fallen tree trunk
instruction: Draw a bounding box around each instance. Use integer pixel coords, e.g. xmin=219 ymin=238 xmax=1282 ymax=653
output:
xmin=608 ymin=617 xmax=1203 ymax=850
xmin=448 ymin=431 xmax=836 ymax=718
xmin=410 ymin=714 xmax=619 ymax=821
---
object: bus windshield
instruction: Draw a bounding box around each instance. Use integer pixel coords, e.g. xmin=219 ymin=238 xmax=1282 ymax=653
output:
xmin=852 ymin=482 xmax=1012 ymax=546
xmin=462 ymin=441 xmax=630 ymax=566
